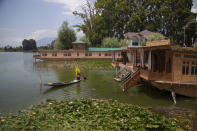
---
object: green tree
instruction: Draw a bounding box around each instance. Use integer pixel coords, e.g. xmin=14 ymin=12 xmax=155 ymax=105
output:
xmin=73 ymin=0 xmax=99 ymax=46
xmin=74 ymin=0 xmax=196 ymax=46
xmin=49 ymin=40 xmax=55 ymax=49
xmin=54 ymin=21 xmax=76 ymax=49
xmin=119 ymin=39 xmax=129 ymax=47
xmin=22 ymin=39 xmax=37 ymax=50
xmin=102 ymin=37 xmax=127 ymax=48
xmin=80 ymin=36 xmax=91 ymax=47
xmin=102 ymin=37 xmax=119 ymax=48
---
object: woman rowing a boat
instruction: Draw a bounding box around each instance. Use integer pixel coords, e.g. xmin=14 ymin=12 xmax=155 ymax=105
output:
xmin=75 ymin=65 xmax=80 ymax=80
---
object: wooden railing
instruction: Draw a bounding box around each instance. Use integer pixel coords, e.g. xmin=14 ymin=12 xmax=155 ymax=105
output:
xmin=140 ymin=69 xmax=172 ymax=81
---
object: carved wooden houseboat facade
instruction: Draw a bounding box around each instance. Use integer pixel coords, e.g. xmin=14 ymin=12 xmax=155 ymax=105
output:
xmin=122 ymin=40 xmax=197 ymax=97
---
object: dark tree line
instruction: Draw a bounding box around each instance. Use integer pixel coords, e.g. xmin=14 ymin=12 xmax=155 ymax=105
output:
xmin=22 ymin=39 xmax=37 ymax=50
xmin=3 ymin=45 xmax=23 ymax=52
xmin=74 ymin=0 xmax=196 ymax=46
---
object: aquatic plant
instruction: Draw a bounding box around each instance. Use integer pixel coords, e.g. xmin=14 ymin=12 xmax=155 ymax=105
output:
xmin=0 ymin=98 xmax=179 ymax=130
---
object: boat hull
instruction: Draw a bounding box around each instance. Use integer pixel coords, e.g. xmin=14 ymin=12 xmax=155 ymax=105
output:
xmin=45 ymin=80 xmax=80 ymax=87
xmin=149 ymin=81 xmax=197 ymax=97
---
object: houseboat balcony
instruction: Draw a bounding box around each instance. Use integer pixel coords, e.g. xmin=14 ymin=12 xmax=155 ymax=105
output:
xmin=140 ymin=69 xmax=172 ymax=81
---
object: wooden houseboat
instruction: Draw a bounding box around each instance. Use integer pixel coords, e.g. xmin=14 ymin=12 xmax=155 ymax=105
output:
xmin=119 ymin=40 xmax=197 ymax=98
xmin=34 ymin=41 xmax=122 ymax=61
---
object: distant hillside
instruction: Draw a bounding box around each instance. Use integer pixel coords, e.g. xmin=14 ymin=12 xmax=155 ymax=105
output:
xmin=36 ymin=37 xmax=55 ymax=47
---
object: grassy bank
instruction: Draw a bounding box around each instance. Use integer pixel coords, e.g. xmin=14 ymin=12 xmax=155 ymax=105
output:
xmin=64 ymin=59 xmax=114 ymax=70
xmin=0 ymin=99 xmax=179 ymax=130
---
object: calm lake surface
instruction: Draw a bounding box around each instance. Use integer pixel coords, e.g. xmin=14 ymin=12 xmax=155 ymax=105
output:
xmin=0 ymin=52 xmax=195 ymax=113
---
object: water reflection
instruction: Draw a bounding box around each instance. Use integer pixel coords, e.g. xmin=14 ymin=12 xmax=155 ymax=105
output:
xmin=43 ymin=85 xmax=74 ymax=95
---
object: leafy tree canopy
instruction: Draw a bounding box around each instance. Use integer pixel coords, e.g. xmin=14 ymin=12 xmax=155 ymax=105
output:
xmin=101 ymin=37 xmax=128 ymax=48
xmin=80 ymin=36 xmax=91 ymax=47
xmin=22 ymin=39 xmax=37 ymax=50
xmin=54 ymin=21 xmax=76 ymax=50
xmin=74 ymin=0 xmax=196 ymax=46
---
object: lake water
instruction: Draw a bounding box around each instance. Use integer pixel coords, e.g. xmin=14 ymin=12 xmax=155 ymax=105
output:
xmin=0 ymin=52 xmax=195 ymax=113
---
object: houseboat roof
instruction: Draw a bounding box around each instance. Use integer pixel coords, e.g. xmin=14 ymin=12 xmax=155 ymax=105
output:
xmin=87 ymin=48 xmax=122 ymax=51
xmin=125 ymin=30 xmax=155 ymax=39
xmin=133 ymin=44 xmax=197 ymax=53
xmin=72 ymin=41 xmax=87 ymax=44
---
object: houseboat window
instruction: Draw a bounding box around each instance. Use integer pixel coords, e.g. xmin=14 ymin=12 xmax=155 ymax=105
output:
xmin=191 ymin=61 xmax=195 ymax=75
xmin=184 ymin=55 xmax=197 ymax=58
xmin=63 ymin=53 xmax=67 ymax=56
xmin=166 ymin=58 xmax=171 ymax=73
xmin=99 ymin=52 xmax=101 ymax=56
xmin=159 ymin=53 xmax=165 ymax=73
xmin=68 ymin=53 xmax=71 ymax=56
xmin=182 ymin=66 xmax=186 ymax=75
xmin=186 ymin=65 xmax=189 ymax=75
xmin=42 ymin=53 xmax=47 ymax=56
xmin=133 ymin=42 xmax=138 ymax=46
xmin=182 ymin=61 xmax=189 ymax=75
xmin=77 ymin=52 xmax=79 ymax=56
xmin=175 ymin=54 xmax=181 ymax=57
xmin=108 ymin=53 xmax=111 ymax=56
xmin=105 ymin=53 xmax=108 ymax=56
xmin=191 ymin=66 xmax=195 ymax=75
xmin=195 ymin=67 xmax=197 ymax=75
xmin=89 ymin=53 xmax=92 ymax=56
xmin=153 ymin=54 xmax=158 ymax=72
xmin=85 ymin=52 xmax=88 ymax=56
xmin=118 ymin=53 xmax=120 ymax=56
xmin=52 ymin=53 xmax=57 ymax=56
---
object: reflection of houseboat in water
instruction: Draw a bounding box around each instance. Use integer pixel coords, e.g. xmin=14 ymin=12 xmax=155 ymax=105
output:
xmin=117 ymin=30 xmax=197 ymax=99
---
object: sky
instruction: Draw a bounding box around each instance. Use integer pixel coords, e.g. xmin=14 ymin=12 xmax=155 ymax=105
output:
xmin=0 ymin=0 xmax=196 ymax=47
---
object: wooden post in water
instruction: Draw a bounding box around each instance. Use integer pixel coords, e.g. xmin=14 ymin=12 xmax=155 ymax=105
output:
xmin=171 ymin=91 xmax=176 ymax=104
xmin=170 ymin=85 xmax=176 ymax=104
xmin=193 ymin=89 xmax=197 ymax=131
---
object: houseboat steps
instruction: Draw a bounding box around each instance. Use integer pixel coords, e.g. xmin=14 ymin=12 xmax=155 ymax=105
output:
xmin=123 ymin=68 xmax=141 ymax=92
xmin=114 ymin=68 xmax=132 ymax=82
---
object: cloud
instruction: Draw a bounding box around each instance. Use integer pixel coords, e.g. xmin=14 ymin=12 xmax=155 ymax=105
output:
xmin=0 ymin=29 xmax=57 ymax=47
xmin=43 ymin=0 xmax=87 ymax=15
xmin=0 ymin=37 xmax=23 ymax=47
xmin=192 ymin=0 xmax=197 ymax=13
xmin=76 ymin=30 xmax=84 ymax=40
xmin=0 ymin=28 xmax=15 ymax=32
xmin=191 ymin=8 xmax=197 ymax=13
xmin=26 ymin=29 xmax=57 ymax=40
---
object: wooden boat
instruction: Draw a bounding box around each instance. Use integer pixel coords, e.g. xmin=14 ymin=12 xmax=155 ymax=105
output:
xmin=45 ymin=80 xmax=80 ymax=87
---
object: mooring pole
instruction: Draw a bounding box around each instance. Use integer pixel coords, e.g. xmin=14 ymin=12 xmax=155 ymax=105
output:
xmin=170 ymin=85 xmax=176 ymax=104
xmin=171 ymin=91 xmax=176 ymax=104
xmin=193 ymin=89 xmax=197 ymax=131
